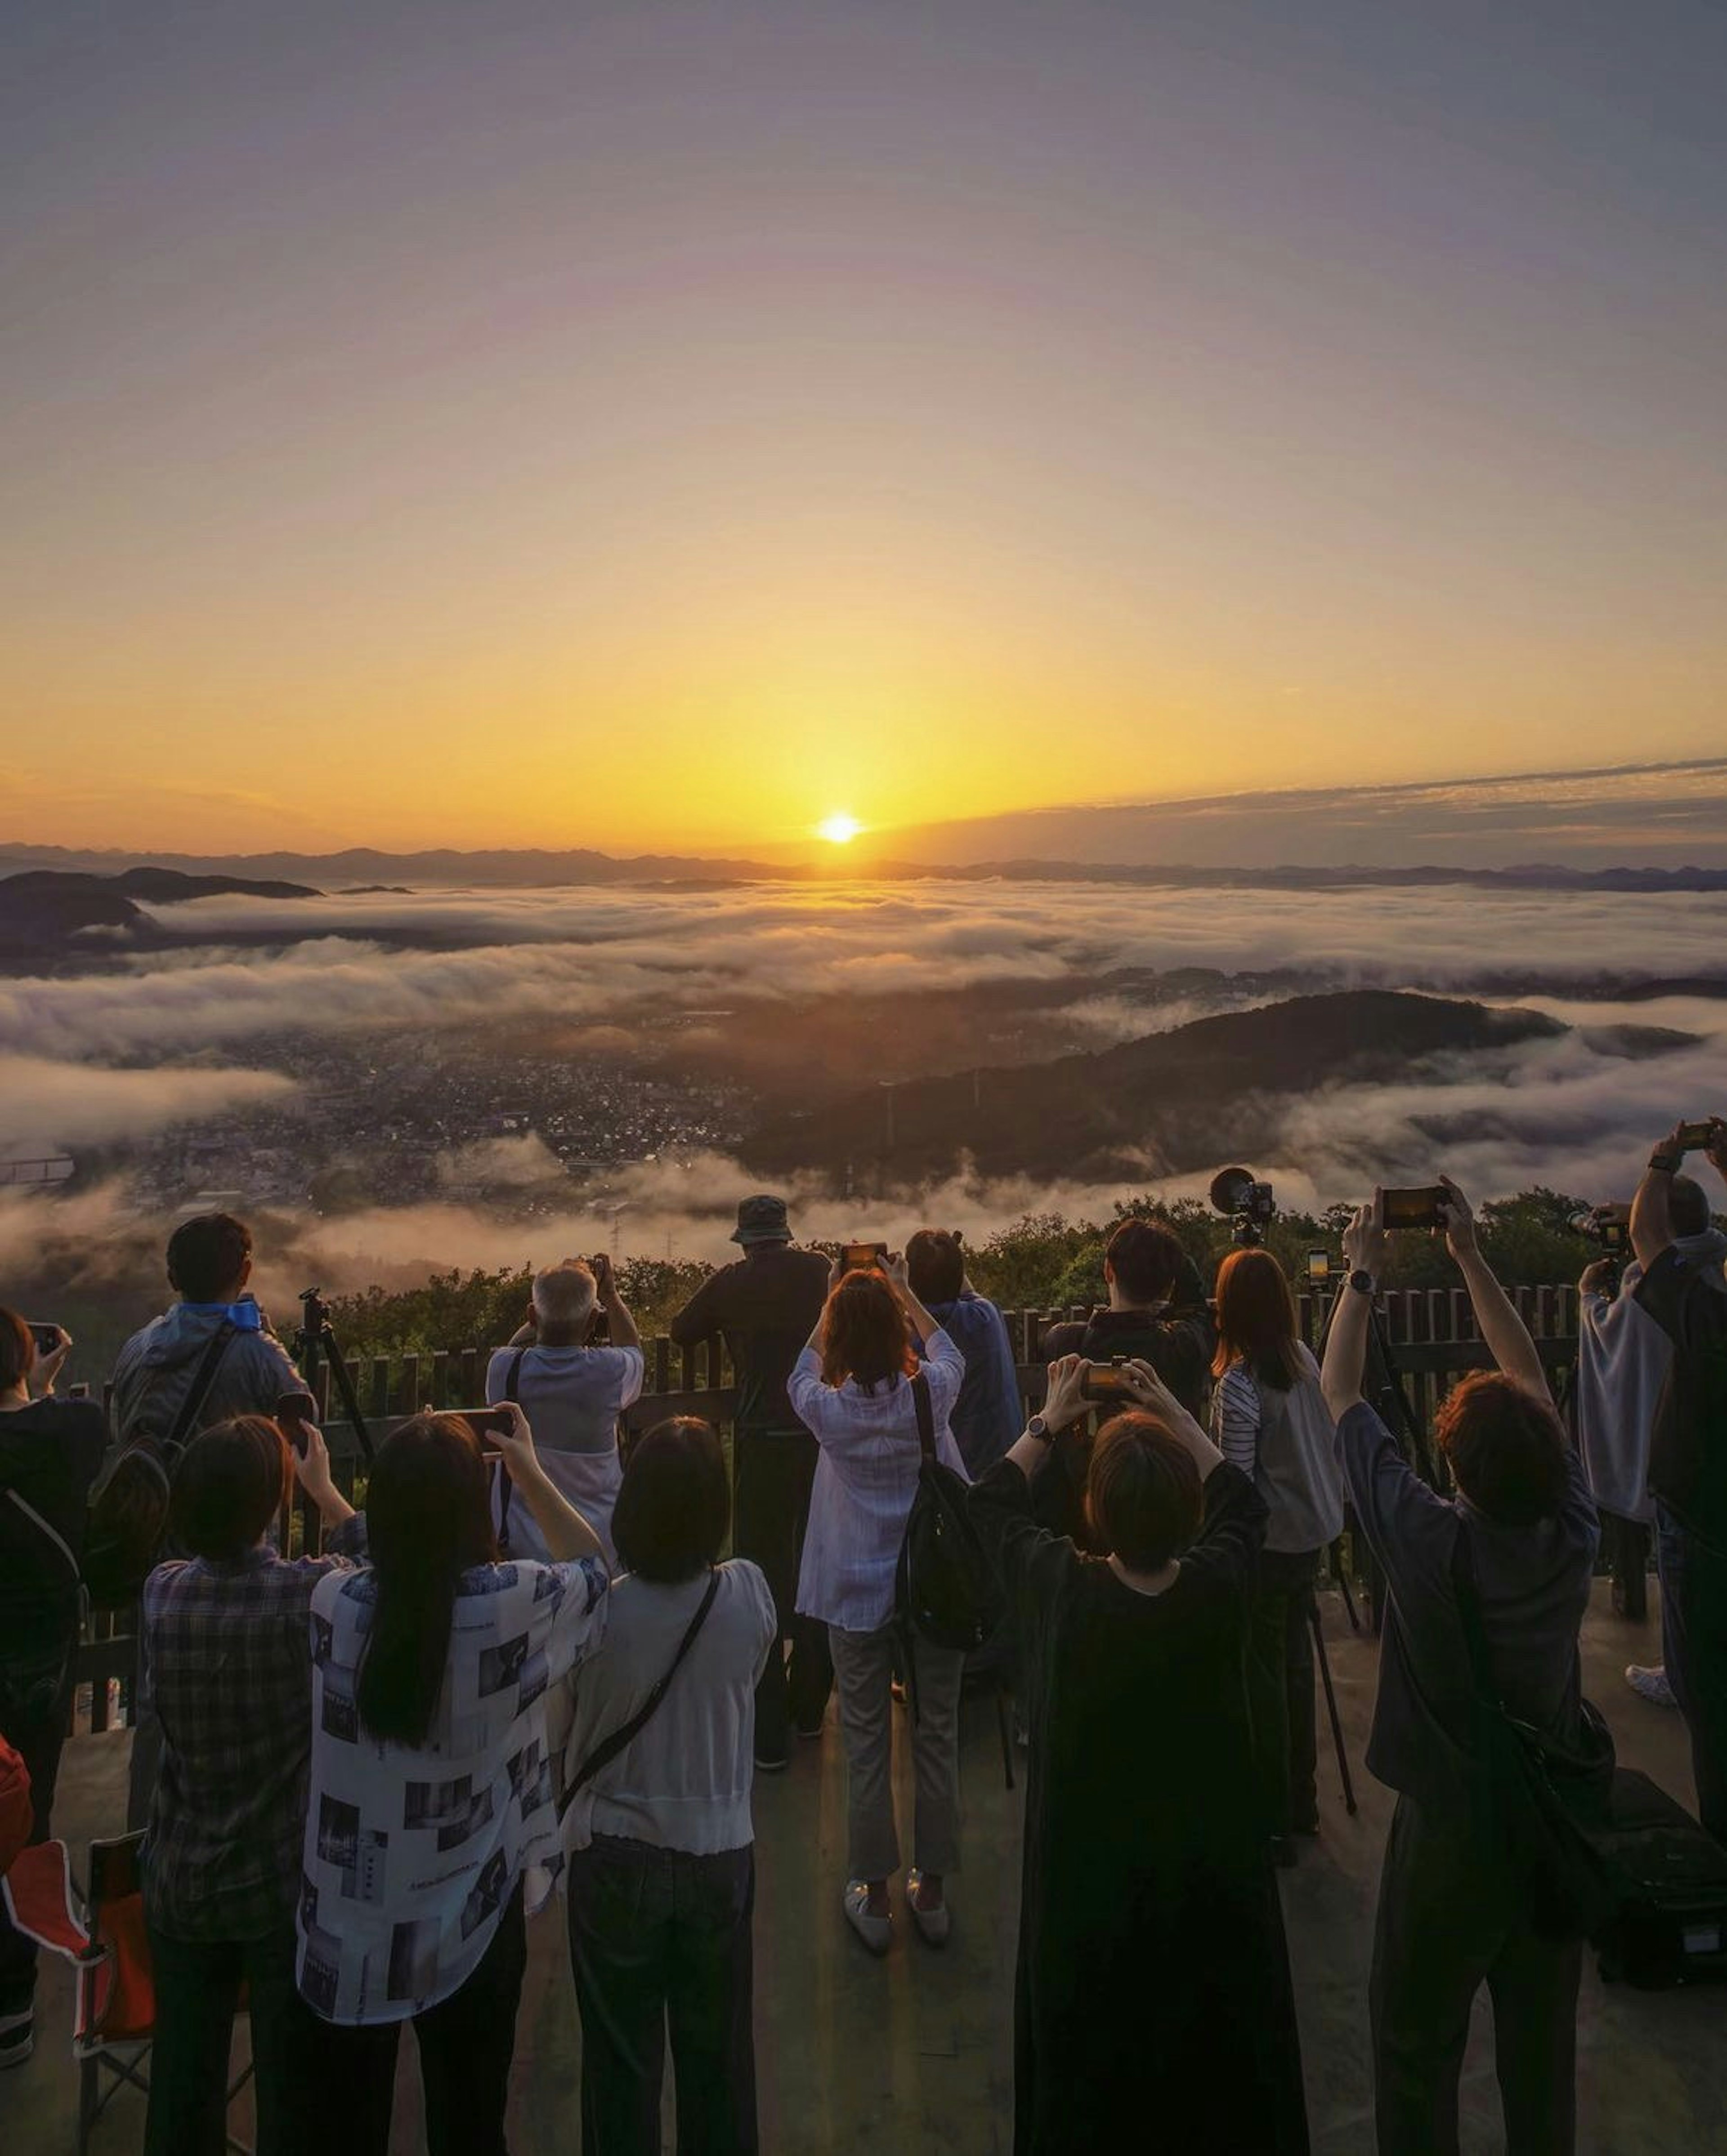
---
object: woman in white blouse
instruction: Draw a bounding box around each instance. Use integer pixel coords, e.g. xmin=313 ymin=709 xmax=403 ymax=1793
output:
xmin=790 ymin=1254 xmax=969 ymax=1955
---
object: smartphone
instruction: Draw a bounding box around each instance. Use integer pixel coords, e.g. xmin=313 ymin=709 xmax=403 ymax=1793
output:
xmin=1080 ymin=1361 xmax=1136 ymax=1404
xmin=274 ymin=1391 xmax=318 ymax=1457
xmin=1599 ymin=1217 xmax=1629 ymax=1254
xmin=1677 ymin=1120 xmax=1721 ymax=1151
xmin=1382 ymin=1186 xmax=1449 ymax=1232
xmin=451 ymin=1408 xmax=513 ymax=1456
xmin=1306 ymin=1250 xmax=1332 ymax=1287
xmin=842 ymin=1241 xmax=888 ymax=1272
xmin=27 ymin=1321 xmax=63 ymax=1355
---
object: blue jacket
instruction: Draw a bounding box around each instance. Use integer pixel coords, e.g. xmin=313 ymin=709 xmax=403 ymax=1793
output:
xmin=925 ymin=1292 xmax=1022 ymax=1478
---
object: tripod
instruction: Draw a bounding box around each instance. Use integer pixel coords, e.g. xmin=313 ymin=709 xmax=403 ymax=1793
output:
xmin=294 ymin=1287 xmax=375 ymax=1464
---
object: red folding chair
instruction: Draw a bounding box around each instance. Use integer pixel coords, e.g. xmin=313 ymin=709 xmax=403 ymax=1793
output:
xmin=3 ymin=1831 xmax=254 ymax=2154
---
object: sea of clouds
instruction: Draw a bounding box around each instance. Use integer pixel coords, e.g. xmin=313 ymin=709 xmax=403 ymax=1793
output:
xmin=2 ymin=879 xmax=1723 ymax=1294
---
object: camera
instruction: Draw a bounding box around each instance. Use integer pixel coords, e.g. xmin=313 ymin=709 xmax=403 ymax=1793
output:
xmin=1080 ymin=1357 xmax=1136 ymax=1404
xmin=1209 ymin=1166 xmax=1276 ymax=1248
xmin=1569 ymin=1205 xmax=1630 ymax=1296
xmin=842 ymin=1241 xmax=888 ymax=1272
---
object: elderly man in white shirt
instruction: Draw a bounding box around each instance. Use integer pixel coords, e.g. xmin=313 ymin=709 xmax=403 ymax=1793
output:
xmin=791 ymin=1253 xmax=969 ymax=1956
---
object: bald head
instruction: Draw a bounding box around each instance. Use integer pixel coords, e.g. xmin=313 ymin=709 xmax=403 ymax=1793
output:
xmin=532 ymin=1261 xmax=597 ymax=1342
xmin=1672 ymin=1175 xmax=1712 ymax=1240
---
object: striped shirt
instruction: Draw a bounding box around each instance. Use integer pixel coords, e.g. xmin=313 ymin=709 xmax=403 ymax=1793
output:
xmin=791 ymin=1331 xmax=968 ymax=1631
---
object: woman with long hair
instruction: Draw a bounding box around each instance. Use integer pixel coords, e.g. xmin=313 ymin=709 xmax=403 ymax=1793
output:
xmin=1210 ymin=1247 xmax=1345 ymax=1859
xmin=564 ymin=1418 xmax=776 ymax=2155
xmin=790 ymin=1255 xmax=968 ymax=1955
xmin=137 ymin=1412 xmax=362 ymax=2156
xmin=968 ymin=1357 xmax=1308 ymax=2155
xmin=296 ymin=1405 xmax=607 ymax=2156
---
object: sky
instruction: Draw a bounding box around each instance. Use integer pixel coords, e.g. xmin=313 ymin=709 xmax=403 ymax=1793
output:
xmin=5 ymin=0 xmax=1725 ymax=860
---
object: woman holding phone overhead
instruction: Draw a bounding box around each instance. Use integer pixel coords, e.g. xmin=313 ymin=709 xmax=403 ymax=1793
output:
xmin=790 ymin=1253 xmax=969 ymax=1955
xmin=968 ymin=1355 xmax=1308 ymax=2156
xmin=295 ymin=1404 xmax=608 ymax=2156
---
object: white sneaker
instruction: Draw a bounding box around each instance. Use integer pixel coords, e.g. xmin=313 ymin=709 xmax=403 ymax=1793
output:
xmin=1625 ymin=1664 xmax=1678 ymax=1709
xmin=906 ymin=1868 xmax=951 ymax=1948
xmin=842 ymin=1881 xmax=892 ymax=1956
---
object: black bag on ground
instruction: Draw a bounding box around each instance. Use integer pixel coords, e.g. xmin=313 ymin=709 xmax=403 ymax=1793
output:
xmin=82 ymin=1322 xmax=236 ymax=1608
xmin=1450 ymin=1525 xmax=1616 ymax=1943
xmin=1583 ymin=1768 xmax=1727 ymax=1989
xmin=895 ymin=1369 xmax=1004 ymax=1669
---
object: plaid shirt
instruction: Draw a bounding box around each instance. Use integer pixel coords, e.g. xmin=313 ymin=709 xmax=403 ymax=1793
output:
xmin=142 ymin=1518 xmax=367 ymax=1941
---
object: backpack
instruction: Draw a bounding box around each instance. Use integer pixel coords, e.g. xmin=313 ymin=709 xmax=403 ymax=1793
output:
xmin=82 ymin=1323 xmax=235 ymax=1609
xmin=0 ymin=1735 xmax=30 ymax=1878
xmin=894 ymin=1369 xmax=1005 ymax=1686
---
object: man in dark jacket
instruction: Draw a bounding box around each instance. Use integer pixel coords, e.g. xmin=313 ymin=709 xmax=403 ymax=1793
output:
xmin=670 ymin=1196 xmax=832 ymax=1769
xmin=110 ymin=1212 xmax=303 ymax=1826
xmin=1036 ymin=1218 xmax=1215 ymax=1549
xmin=1631 ymin=1116 xmax=1727 ymax=1840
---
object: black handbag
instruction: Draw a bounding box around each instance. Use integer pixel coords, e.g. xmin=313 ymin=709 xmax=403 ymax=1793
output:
xmin=1450 ymin=1524 xmax=1615 ymax=1942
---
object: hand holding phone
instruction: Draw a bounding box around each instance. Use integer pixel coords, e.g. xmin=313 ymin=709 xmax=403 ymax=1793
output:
xmin=1079 ymin=1359 xmax=1136 ymax=1404
xmin=1381 ymin=1185 xmax=1449 ymax=1232
xmin=842 ymin=1241 xmax=888 ymax=1273
xmin=275 ymin=1391 xmax=320 ymax=1458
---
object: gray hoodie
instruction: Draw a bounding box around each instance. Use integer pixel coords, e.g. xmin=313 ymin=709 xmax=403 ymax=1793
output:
xmin=109 ymin=1300 xmax=304 ymax=1447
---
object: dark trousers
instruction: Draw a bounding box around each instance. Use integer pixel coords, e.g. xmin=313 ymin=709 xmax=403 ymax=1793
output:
xmin=305 ymin=1883 xmax=527 ymax=2156
xmin=1247 ymin=1549 xmax=1320 ymax=1839
xmin=733 ymin=1430 xmax=831 ymax=1760
xmin=568 ymin=1836 xmax=757 ymax=2156
xmin=0 ymin=1651 xmax=72 ymax=2009
xmin=1656 ymin=1503 xmax=1727 ymax=1841
xmin=1603 ymin=1512 xmax=1651 ymax=1622
xmin=1370 ymin=1794 xmax=1581 ymax=2156
xmin=143 ymin=1921 xmax=312 ymax=2156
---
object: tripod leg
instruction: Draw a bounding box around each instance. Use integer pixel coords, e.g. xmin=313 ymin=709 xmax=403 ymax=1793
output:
xmin=320 ymin=1323 xmax=375 ymax=1463
xmin=1328 ymin=1533 xmax=1363 ymax=1635
xmin=1310 ymin=1600 xmax=1357 ymax=1817
xmin=995 ymin=1678 xmax=1015 ymax=1794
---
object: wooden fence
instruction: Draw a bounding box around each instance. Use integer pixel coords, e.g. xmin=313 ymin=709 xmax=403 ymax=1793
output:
xmin=68 ymin=1284 xmax=1581 ymax=1733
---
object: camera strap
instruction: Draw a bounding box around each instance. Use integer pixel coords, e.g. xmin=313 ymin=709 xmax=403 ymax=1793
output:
xmin=492 ymin=1348 xmax=529 ymax=1552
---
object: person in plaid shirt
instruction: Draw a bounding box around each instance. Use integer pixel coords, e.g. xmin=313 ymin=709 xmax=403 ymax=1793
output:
xmin=140 ymin=1412 xmax=364 ymax=2156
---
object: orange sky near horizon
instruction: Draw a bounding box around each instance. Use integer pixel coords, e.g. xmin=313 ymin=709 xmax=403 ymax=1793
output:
xmin=5 ymin=4 xmax=1725 ymax=860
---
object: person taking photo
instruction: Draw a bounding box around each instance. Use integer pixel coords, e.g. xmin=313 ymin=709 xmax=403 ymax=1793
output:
xmin=966 ymin=1354 xmax=1306 ymax=2155
xmin=1321 ymin=1180 xmax=1597 ymax=2156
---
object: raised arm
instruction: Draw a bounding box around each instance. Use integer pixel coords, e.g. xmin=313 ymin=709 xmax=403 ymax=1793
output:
xmin=492 ymin=1403 xmax=603 ymax=1562
xmin=591 ymin=1253 xmax=641 ymax=1353
xmin=1436 ymin=1177 xmax=1550 ymax=1402
xmin=1321 ymin=1202 xmax=1387 ymax=1421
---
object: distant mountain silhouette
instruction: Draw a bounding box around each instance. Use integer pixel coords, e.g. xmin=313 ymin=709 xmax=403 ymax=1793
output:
xmin=3 ymin=840 xmax=1727 ymax=893
xmin=740 ymin=990 xmax=1570 ymax=1184
xmin=0 ymin=867 xmax=318 ymax=959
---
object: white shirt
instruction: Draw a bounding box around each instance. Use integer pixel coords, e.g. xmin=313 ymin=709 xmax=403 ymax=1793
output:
xmin=791 ymin=1331 xmax=968 ymax=1633
xmin=297 ymin=1554 xmax=608 ymax=2024
xmin=485 ymin=1344 xmax=644 ymax=1568
xmin=561 ymin=1560 xmax=777 ymax=1857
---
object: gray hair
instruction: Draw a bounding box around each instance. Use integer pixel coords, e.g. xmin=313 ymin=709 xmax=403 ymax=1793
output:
xmin=532 ymin=1261 xmax=597 ymax=1331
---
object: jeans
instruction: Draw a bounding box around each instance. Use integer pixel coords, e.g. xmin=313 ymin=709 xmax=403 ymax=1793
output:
xmin=827 ymin=1622 xmax=963 ymax=1881
xmin=304 ymin=1883 xmax=527 ymax=2156
xmin=0 ymin=1649 xmax=72 ymax=2013
xmin=143 ymin=1922 xmax=312 ymax=2156
xmin=1370 ymin=1794 xmax=1581 ymax=2156
xmin=1247 ymin=1549 xmax=1320 ymax=1839
xmin=1656 ymin=1502 xmax=1727 ymax=1841
xmin=733 ymin=1430 xmax=832 ymax=1759
xmin=567 ymin=1835 xmax=757 ymax=2156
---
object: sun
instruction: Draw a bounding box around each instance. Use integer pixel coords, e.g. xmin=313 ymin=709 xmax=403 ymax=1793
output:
xmin=816 ymin=813 xmax=863 ymax=845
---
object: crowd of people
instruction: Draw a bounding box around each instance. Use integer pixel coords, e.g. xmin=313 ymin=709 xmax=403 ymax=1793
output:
xmin=0 ymin=1115 xmax=1722 ymax=2156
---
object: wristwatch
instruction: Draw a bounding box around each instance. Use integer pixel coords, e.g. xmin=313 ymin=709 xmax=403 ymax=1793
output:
xmin=1347 ymin=1269 xmax=1376 ymax=1296
xmin=1648 ymin=1151 xmax=1682 ymax=1175
xmin=1025 ymin=1413 xmax=1053 ymax=1445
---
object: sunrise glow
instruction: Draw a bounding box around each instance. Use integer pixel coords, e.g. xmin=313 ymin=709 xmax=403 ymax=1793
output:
xmin=816 ymin=815 xmax=863 ymax=846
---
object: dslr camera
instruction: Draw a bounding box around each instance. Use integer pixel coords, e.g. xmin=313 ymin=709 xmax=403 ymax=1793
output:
xmin=1209 ymin=1166 xmax=1276 ymax=1249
